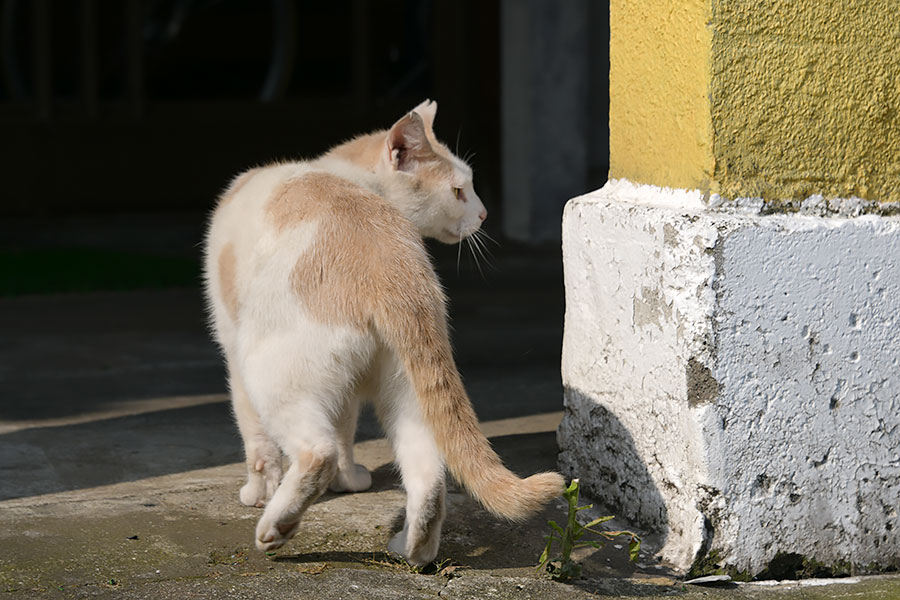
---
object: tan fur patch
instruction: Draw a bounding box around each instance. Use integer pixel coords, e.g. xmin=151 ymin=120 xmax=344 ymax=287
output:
xmin=325 ymin=133 xmax=387 ymax=171
xmin=267 ymin=172 xmax=436 ymax=331
xmin=218 ymin=243 xmax=239 ymax=322
xmin=267 ymin=171 xmax=377 ymax=233
xmin=296 ymin=448 xmax=338 ymax=492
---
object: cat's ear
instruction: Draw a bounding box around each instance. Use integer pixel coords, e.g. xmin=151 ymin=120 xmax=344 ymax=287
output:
xmin=412 ymin=99 xmax=437 ymax=132
xmin=386 ymin=111 xmax=432 ymax=172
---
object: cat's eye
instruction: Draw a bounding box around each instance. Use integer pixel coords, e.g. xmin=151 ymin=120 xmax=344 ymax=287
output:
xmin=453 ymin=187 xmax=466 ymax=202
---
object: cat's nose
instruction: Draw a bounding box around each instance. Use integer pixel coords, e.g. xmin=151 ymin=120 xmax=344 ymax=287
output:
xmin=478 ymin=209 xmax=487 ymax=221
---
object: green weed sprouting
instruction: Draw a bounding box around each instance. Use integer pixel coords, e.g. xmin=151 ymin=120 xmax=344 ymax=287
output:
xmin=537 ymin=478 xmax=641 ymax=582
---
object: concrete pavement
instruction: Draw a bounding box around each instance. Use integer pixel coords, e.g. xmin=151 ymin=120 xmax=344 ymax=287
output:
xmin=2 ymin=250 xmax=899 ymax=598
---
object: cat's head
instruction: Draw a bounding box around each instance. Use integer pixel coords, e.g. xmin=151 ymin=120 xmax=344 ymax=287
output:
xmin=376 ymin=101 xmax=487 ymax=244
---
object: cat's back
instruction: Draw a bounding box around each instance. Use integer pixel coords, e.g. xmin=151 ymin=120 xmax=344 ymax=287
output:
xmin=207 ymin=162 xmax=302 ymax=247
xmin=204 ymin=161 xmax=421 ymax=344
xmin=207 ymin=160 xmax=408 ymax=260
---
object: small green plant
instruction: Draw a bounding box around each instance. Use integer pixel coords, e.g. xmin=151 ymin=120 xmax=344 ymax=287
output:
xmin=537 ymin=479 xmax=641 ymax=582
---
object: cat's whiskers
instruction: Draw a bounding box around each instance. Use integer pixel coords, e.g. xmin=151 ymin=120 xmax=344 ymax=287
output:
xmin=476 ymin=236 xmax=491 ymax=269
xmin=470 ymin=229 xmax=487 ymax=262
xmin=476 ymin=229 xmax=500 ymax=247
xmin=483 ymin=235 xmax=499 ymax=272
xmin=463 ymin=236 xmax=482 ymax=278
xmin=464 ymin=229 xmax=496 ymax=278
xmin=457 ymin=230 xmax=463 ymax=275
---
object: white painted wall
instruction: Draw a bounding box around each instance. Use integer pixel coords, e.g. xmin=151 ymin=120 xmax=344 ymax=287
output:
xmin=559 ymin=179 xmax=900 ymax=574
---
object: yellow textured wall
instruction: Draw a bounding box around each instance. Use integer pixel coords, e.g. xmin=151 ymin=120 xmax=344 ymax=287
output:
xmin=710 ymin=1 xmax=900 ymax=204
xmin=609 ymin=0 xmax=713 ymax=190
xmin=610 ymin=0 xmax=900 ymax=205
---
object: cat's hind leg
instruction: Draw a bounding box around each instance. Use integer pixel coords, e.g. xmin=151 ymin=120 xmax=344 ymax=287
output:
xmin=249 ymin=386 xmax=342 ymax=551
xmin=328 ymin=393 xmax=372 ymax=493
xmin=252 ymin=388 xmax=386 ymax=550
xmin=379 ymin=364 xmax=447 ymax=566
xmin=228 ymin=364 xmax=283 ymax=508
xmin=254 ymin=440 xmax=338 ymax=551
xmin=245 ymin=324 xmax=376 ymax=551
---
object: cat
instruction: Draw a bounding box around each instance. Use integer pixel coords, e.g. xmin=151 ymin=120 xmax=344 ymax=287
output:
xmin=203 ymin=100 xmax=564 ymax=566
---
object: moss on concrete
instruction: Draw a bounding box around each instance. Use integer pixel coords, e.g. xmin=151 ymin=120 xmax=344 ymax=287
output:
xmin=687 ymin=548 xmax=753 ymax=582
xmin=755 ymin=553 xmax=853 ymax=580
xmin=689 ymin=548 xmax=886 ymax=582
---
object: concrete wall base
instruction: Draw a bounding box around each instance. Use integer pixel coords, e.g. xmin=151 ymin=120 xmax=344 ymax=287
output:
xmin=558 ymin=179 xmax=900 ymax=575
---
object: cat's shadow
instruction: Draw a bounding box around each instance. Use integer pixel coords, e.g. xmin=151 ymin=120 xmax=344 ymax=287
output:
xmin=272 ymin=549 xmax=395 ymax=567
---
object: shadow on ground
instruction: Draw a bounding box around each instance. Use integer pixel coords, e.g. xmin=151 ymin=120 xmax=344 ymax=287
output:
xmin=0 ymin=402 xmax=241 ymax=501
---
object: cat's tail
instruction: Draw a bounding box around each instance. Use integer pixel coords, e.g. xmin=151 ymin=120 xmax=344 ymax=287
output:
xmin=372 ymin=268 xmax=565 ymax=521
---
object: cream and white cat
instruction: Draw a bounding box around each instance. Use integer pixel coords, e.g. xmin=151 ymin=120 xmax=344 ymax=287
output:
xmin=203 ymin=100 xmax=564 ymax=566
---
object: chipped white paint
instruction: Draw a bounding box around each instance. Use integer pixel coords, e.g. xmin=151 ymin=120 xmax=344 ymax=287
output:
xmin=558 ymin=179 xmax=900 ymax=574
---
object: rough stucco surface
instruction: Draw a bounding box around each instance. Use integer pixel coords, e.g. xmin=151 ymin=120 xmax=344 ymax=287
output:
xmin=710 ymin=2 xmax=900 ymax=205
xmin=608 ymin=0 xmax=712 ymax=189
xmin=559 ymin=179 xmax=900 ymax=574
xmin=609 ymin=1 xmax=900 ymax=206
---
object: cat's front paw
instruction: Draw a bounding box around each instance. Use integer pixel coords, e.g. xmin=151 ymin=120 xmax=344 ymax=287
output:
xmin=240 ymin=455 xmax=283 ymax=508
xmin=328 ymin=463 xmax=372 ymax=493
xmin=255 ymin=516 xmax=299 ymax=552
